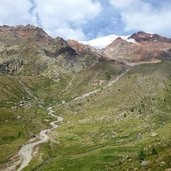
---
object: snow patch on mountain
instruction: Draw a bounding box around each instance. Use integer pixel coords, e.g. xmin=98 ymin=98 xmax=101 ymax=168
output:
xmin=80 ymin=35 xmax=136 ymax=49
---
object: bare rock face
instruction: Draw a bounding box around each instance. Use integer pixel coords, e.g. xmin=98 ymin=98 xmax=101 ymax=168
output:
xmin=67 ymin=40 xmax=90 ymax=55
xmin=67 ymin=40 xmax=106 ymax=62
xmin=0 ymin=60 xmax=23 ymax=75
xmin=67 ymin=39 xmax=100 ymax=56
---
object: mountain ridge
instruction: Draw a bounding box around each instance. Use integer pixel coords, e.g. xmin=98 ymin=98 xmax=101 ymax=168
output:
xmin=69 ymin=31 xmax=171 ymax=65
xmin=1 ymin=24 xmax=171 ymax=66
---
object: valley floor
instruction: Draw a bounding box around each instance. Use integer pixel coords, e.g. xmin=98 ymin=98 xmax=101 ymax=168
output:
xmin=1 ymin=61 xmax=171 ymax=171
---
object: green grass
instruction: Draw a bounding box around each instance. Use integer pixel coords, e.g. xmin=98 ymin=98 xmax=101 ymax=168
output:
xmin=24 ymin=60 xmax=171 ymax=171
xmin=0 ymin=105 xmax=49 ymax=164
xmin=0 ymin=75 xmax=55 ymax=165
xmin=1 ymin=60 xmax=171 ymax=171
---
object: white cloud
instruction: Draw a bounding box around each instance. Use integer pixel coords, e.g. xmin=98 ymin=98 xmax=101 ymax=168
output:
xmin=0 ymin=0 xmax=101 ymax=40
xmin=34 ymin=0 xmax=102 ymax=40
xmin=1 ymin=0 xmax=171 ymax=40
xmin=50 ymin=26 xmax=86 ymax=41
xmin=109 ymin=0 xmax=136 ymax=9
xmin=109 ymin=0 xmax=171 ymax=37
xmin=0 ymin=0 xmax=35 ymax=25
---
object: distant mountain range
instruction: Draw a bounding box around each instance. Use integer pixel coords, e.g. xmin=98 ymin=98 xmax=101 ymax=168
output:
xmin=69 ymin=31 xmax=171 ymax=65
xmin=1 ymin=25 xmax=171 ymax=76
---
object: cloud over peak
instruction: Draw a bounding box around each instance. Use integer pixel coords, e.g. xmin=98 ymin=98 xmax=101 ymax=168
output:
xmin=109 ymin=0 xmax=171 ymax=37
xmin=0 ymin=0 xmax=171 ymax=40
xmin=0 ymin=0 xmax=34 ymax=25
xmin=0 ymin=0 xmax=101 ymax=40
xmin=34 ymin=0 xmax=101 ymax=40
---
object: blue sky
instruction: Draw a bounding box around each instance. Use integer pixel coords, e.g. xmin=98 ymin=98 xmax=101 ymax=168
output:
xmin=0 ymin=0 xmax=171 ymax=40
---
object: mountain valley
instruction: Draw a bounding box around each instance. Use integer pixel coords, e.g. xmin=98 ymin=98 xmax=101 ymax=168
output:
xmin=0 ymin=25 xmax=171 ymax=171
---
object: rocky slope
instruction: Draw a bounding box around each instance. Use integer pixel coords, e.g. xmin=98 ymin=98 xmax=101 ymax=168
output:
xmin=68 ymin=31 xmax=171 ymax=65
xmin=103 ymin=32 xmax=171 ymax=64
xmin=0 ymin=25 xmax=105 ymax=79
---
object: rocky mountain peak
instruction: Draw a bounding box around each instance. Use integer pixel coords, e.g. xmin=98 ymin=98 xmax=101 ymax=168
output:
xmin=106 ymin=37 xmax=128 ymax=48
xmin=0 ymin=25 xmax=52 ymax=42
xmin=67 ymin=40 xmax=92 ymax=54
xmin=129 ymin=31 xmax=171 ymax=43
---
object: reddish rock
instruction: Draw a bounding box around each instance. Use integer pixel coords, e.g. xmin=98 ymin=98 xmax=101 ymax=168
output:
xmin=67 ymin=40 xmax=92 ymax=55
xmin=103 ymin=32 xmax=171 ymax=64
xmin=68 ymin=32 xmax=171 ymax=65
xmin=0 ymin=25 xmax=52 ymax=43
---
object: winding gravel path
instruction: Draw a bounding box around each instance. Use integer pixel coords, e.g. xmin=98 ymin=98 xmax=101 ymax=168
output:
xmin=71 ymin=69 xmax=130 ymax=102
xmin=17 ymin=107 xmax=63 ymax=171
xmin=3 ymin=69 xmax=130 ymax=171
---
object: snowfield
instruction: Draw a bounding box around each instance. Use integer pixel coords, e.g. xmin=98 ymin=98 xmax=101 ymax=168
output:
xmin=80 ymin=35 xmax=136 ymax=49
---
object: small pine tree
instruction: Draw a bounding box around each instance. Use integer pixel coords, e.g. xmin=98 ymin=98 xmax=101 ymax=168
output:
xmin=139 ymin=148 xmax=146 ymax=161
xmin=17 ymin=131 xmax=22 ymax=138
xmin=151 ymin=146 xmax=157 ymax=155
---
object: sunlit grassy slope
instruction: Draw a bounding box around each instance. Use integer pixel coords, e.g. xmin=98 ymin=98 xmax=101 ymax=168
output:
xmin=0 ymin=58 xmax=128 ymax=168
xmin=23 ymin=60 xmax=171 ymax=171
